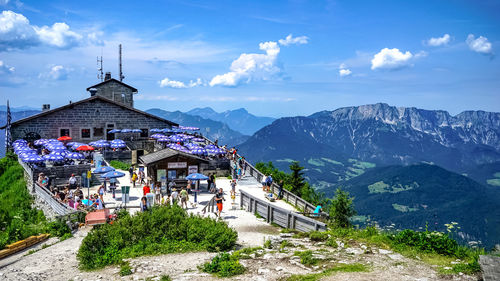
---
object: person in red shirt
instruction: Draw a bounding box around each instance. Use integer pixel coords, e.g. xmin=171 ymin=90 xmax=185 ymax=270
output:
xmin=143 ymin=185 xmax=151 ymax=196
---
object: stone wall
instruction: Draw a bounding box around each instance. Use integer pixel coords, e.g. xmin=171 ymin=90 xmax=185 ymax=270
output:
xmin=94 ymin=80 xmax=135 ymax=107
xmin=11 ymin=98 xmax=173 ymax=143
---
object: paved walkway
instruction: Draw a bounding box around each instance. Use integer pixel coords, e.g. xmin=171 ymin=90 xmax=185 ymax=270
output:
xmin=84 ymin=166 xmax=298 ymax=246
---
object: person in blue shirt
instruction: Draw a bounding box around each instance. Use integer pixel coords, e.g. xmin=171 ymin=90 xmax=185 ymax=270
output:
xmin=313 ymin=205 xmax=322 ymax=217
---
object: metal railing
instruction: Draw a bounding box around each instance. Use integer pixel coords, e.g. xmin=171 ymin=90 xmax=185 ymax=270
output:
xmin=33 ymin=183 xmax=76 ymax=216
xmin=240 ymin=190 xmax=326 ymax=232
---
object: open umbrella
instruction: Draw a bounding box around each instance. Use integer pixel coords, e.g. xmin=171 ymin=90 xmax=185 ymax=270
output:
xmin=49 ymin=150 xmax=67 ymax=157
xmin=65 ymin=152 xmax=85 ymax=160
xmin=93 ymin=166 xmax=115 ymax=173
xmin=34 ymin=139 xmax=48 ymax=146
xmin=132 ymin=129 xmax=142 ymax=133
xmin=13 ymin=139 xmax=27 ymax=145
xmin=111 ymin=139 xmax=125 ymax=143
xmin=109 ymin=178 xmax=120 ymax=184
xmin=100 ymin=171 xmax=125 ymax=178
xmin=44 ymin=154 xmax=64 ymax=162
xmin=108 ymin=129 xmax=121 ymax=134
xmin=57 ymin=136 xmax=72 ymax=141
xmin=186 ymin=173 xmax=209 ymax=180
xmin=120 ymin=129 xmax=132 ymax=133
xmin=110 ymin=143 xmax=127 ymax=149
xmin=23 ymin=155 xmax=45 ymax=163
xmin=151 ymin=133 xmax=165 ymax=139
xmin=76 ymin=145 xmax=94 ymax=151
xmin=150 ymin=128 xmax=161 ymax=133
xmin=93 ymin=142 xmax=110 ymax=148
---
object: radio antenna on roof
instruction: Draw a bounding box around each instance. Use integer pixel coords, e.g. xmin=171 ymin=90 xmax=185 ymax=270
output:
xmin=97 ymin=50 xmax=103 ymax=82
xmin=119 ymin=44 xmax=124 ymax=82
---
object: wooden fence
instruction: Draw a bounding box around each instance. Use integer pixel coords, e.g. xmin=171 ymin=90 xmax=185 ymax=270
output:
xmin=240 ymin=190 xmax=326 ymax=232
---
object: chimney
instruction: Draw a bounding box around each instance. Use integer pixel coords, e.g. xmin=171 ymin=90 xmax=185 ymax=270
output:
xmin=89 ymin=88 xmax=97 ymax=96
xmin=42 ymin=104 xmax=50 ymax=111
xmin=104 ymin=72 xmax=111 ymax=81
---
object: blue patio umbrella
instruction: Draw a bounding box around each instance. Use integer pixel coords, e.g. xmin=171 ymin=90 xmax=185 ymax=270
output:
xmin=44 ymin=154 xmax=65 ymax=162
xmin=50 ymin=150 xmax=67 ymax=157
xmin=110 ymin=143 xmax=126 ymax=149
xmin=34 ymin=139 xmax=47 ymax=146
xmin=192 ymin=137 xmax=205 ymax=142
xmin=13 ymin=139 xmax=27 ymax=145
xmin=161 ymin=128 xmax=171 ymax=133
xmin=65 ymin=152 xmax=85 ymax=160
xmin=111 ymin=139 xmax=125 ymax=143
xmin=93 ymin=142 xmax=110 ymax=148
xmin=100 ymin=171 xmax=126 ymax=178
xmin=109 ymin=178 xmax=119 ymax=184
xmin=132 ymin=129 xmax=142 ymax=133
xmin=120 ymin=129 xmax=132 ymax=133
xmin=150 ymin=128 xmax=161 ymax=133
xmin=157 ymin=137 xmax=170 ymax=142
xmin=151 ymin=133 xmax=165 ymax=139
xmin=23 ymin=155 xmax=45 ymax=163
xmin=108 ymin=129 xmax=121 ymax=133
xmin=186 ymin=173 xmax=209 ymax=181
xmin=93 ymin=166 xmax=115 ymax=173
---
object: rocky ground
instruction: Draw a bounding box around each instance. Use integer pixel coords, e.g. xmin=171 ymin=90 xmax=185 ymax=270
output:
xmin=0 ymin=226 xmax=479 ymax=281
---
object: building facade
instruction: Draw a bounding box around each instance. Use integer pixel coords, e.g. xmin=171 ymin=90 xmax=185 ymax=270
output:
xmin=86 ymin=75 xmax=137 ymax=107
xmin=8 ymin=96 xmax=177 ymax=143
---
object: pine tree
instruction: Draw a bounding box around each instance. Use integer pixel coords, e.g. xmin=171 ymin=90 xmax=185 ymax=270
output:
xmin=289 ymin=161 xmax=305 ymax=195
xmin=329 ymin=188 xmax=356 ymax=228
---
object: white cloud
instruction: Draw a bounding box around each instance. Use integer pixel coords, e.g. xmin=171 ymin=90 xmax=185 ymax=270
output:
xmin=371 ymin=48 xmax=414 ymax=70
xmin=466 ymin=34 xmax=493 ymax=56
xmin=0 ymin=10 xmax=92 ymax=51
xmin=278 ymin=34 xmax=309 ymax=46
xmin=339 ymin=63 xmax=352 ymax=77
xmin=38 ymin=65 xmax=72 ymax=80
xmin=209 ymin=41 xmax=281 ymax=87
xmin=426 ymin=34 xmax=451 ymax=47
xmin=159 ymin=77 xmax=203 ymax=88
xmin=0 ymin=0 xmax=10 ymax=5
xmin=0 ymin=60 xmax=15 ymax=74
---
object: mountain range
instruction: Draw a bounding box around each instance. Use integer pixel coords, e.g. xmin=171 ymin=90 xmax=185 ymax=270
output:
xmin=237 ymin=103 xmax=500 ymax=248
xmin=186 ymin=107 xmax=275 ymax=136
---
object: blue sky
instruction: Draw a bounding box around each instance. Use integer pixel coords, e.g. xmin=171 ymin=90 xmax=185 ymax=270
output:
xmin=0 ymin=0 xmax=499 ymax=117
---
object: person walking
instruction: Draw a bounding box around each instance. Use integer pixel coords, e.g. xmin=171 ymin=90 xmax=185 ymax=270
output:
xmin=155 ymin=184 xmax=161 ymax=205
xmin=215 ymin=188 xmax=225 ymax=218
xmin=140 ymin=197 xmax=149 ymax=212
xmin=209 ymin=174 xmax=216 ymax=193
xmin=143 ymin=184 xmax=151 ymax=196
xmin=278 ymin=180 xmax=284 ymax=200
xmin=131 ymin=171 xmax=138 ymax=187
xmin=230 ymin=179 xmax=237 ymax=194
xmin=128 ymin=166 xmax=134 ymax=181
xmin=68 ymin=174 xmax=77 ymax=189
xmin=98 ymin=185 xmax=105 ymax=202
xmin=180 ymin=187 xmax=189 ymax=209
xmin=171 ymin=188 xmax=179 ymax=206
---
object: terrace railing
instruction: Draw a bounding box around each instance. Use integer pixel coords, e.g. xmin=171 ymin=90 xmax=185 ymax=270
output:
xmin=240 ymin=190 xmax=326 ymax=232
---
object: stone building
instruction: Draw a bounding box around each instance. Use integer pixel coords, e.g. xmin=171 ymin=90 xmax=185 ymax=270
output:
xmin=87 ymin=72 xmax=137 ymax=107
xmin=7 ymin=95 xmax=176 ymax=143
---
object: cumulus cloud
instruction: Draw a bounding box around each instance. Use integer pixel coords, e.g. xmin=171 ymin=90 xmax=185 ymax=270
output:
xmin=371 ymin=48 xmax=414 ymax=70
xmin=278 ymin=34 xmax=309 ymax=46
xmin=0 ymin=10 xmax=92 ymax=51
xmin=466 ymin=34 xmax=493 ymax=56
xmin=338 ymin=63 xmax=352 ymax=77
xmin=425 ymin=34 xmax=451 ymax=47
xmin=38 ymin=65 xmax=72 ymax=80
xmin=159 ymin=77 xmax=204 ymax=88
xmin=209 ymin=41 xmax=281 ymax=86
xmin=0 ymin=60 xmax=15 ymax=74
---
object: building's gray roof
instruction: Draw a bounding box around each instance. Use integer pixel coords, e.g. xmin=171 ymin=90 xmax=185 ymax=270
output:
xmin=86 ymin=78 xmax=138 ymax=92
xmin=139 ymin=148 xmax=209 ymax=165
xmin=1 ymin=95 xmax=178 ymax=129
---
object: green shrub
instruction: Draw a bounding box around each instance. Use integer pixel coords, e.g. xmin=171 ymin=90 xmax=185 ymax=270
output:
xmin=46 ymin=219 xmax=71 ymax=238
xmin=77 ymin=205 xmax=238 ymax=270
xmin=160 ymin=275 xmax=172 ymax=281
xmin=109 ymin=160 xmax=131 ymax=171
xmin=0 ymin=153 xmax=49 ymax=249
xmin=295 ymin=250 xmax=318 ymax=266
xmin=329 ymin=188 xmax=356 ymax=228
xmin=202 ymin=252 xmax=245 ymax=277
xmin=391 ymin=229 xmax=458 ymax=256
xmin=309 ymin=231 xmax=328 ymax=242
xmin=119 ymin=261 xmax=133 ymax=276
xmin=264 ymin=239 xmax=272 ymax=249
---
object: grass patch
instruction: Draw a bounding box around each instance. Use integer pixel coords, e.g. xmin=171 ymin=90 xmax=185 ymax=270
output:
xmin=294 ymin=250 xmax=318 ymax=266
xmin=119 ymin=261 xmax=133 ymax=276
xmin=109 ymin=160 xmax=131 ymax=171
xmin=309 ymin=231 xmax=329 ymax=242
xmin=77 ymin=205 xmax=237 ymax=270
xmin=201 ymin=252 xmax=245 ymax=277
xmin=486 ymin=178 xmax=500 ymax=186
xmin=392 ymin=203 xmax=419 ymax=212
xmin=287 ymin=263 xmax=369 ymax=281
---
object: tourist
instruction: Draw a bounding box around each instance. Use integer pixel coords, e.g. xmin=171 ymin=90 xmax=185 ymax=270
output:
xmin=74 ymin=197 xmax=80 ymax=210
xmin=180 ymin=187 xmax=189 ymax=209
xmin=139 ymin=169 xmax=146 ymax=185
xmin=265 ymin=174 xmax=273 ymax=192
xmin=207 ymin=174 xmax=213 ymax=192
xmin=38 ymin=173 xmax=48 ymax=187
xmin=171 ymin=188 xmax=179 ymax=206
xmin=69 ymin=174 xmax=77 ymax=189
xmin=215 ymin=188 xmax=225 ymax=218
xmin=313 ymin=205 xmax=322 ymax=217
xmin=109 ymin=180 xmax=117 ymax=198
xmin=128 ymin=166 xmax=134 ymax=181
xmin=140 ymin=197 xmax=148 ymax=212
xmin=98 ymin=185 xmax=105 ymax=201
xmin=168 ymin=180 xmax=175 ymax=195
xmin=209 ymin=174 xmax=216 ymax=193
xmin=143 ymin=184 xmax=151 ymax=196
xmin=230 ymin=179 xmax=237 ymax=194
xmin=237 ymin=166 xmax=242 ymax=180
xmin=155 ymin=184 xmax=161 ymax=204
xmin=74 ymin=186 xmax=83 ymax=199
xmin=91 ymin=194 xmax=104 ymax=210
xmin=262 ymin=174 xmax=268 ymax=191
xmin=278 ymin=180 xmax=284 ymax=200
xmin=131 ymin=171 xmax=138 ymax=187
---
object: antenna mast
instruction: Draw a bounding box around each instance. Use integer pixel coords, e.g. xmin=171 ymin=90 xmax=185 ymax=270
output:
xmin=97 ymin=55 xmax=103 ymax=82
xmin=119 ymin=44 xmax=124 ymax=81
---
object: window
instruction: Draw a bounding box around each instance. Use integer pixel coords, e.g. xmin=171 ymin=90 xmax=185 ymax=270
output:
xmin=60 ymin=128 xmax=70 ymax=137
xmin=140 ymin=128 xmax=148 ymax=138
xmin=81 ymin=128 xmax=91 ymax=139
xmin=94 ymin=128 xmax=104 ymax=137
